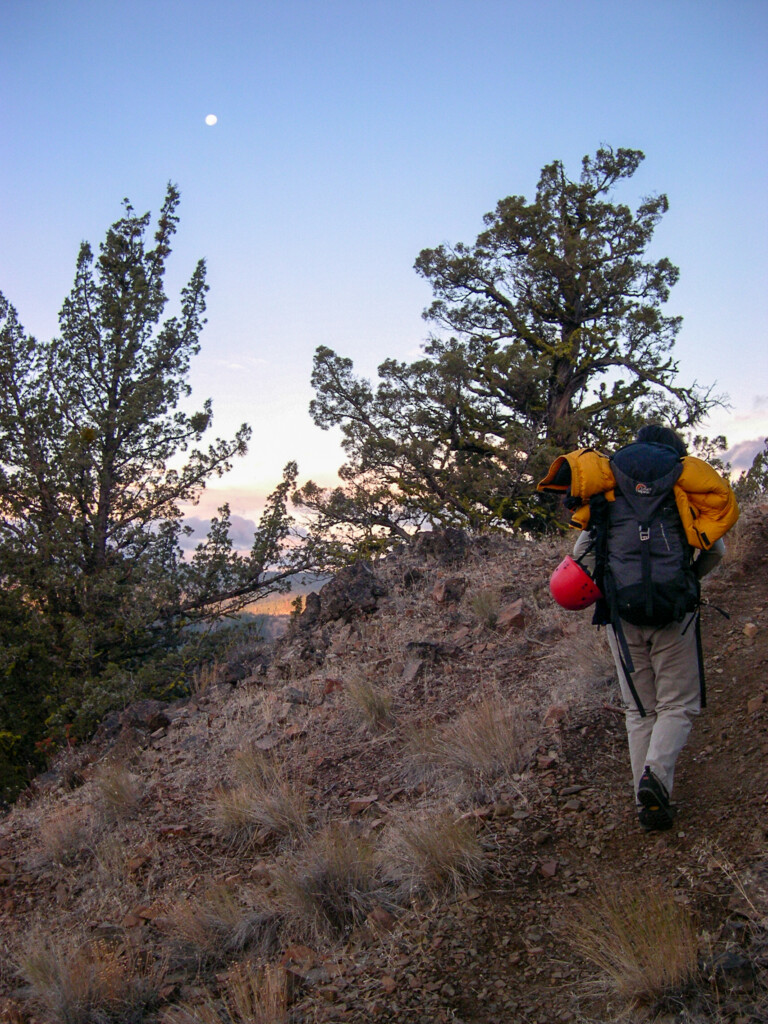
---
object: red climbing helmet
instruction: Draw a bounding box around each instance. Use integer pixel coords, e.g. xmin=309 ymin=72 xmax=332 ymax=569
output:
xmin=549 ymin=556 xmax=603 ymax=610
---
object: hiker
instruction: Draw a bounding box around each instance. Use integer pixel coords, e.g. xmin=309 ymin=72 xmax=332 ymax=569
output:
xmin=538 ymin=424 xmax=739 ymax=831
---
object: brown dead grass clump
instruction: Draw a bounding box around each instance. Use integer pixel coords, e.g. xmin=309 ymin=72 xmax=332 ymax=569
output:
xmin=343 ymin=674 xmax=395 ymax=731
xmin=93 ymin=764 xmax=142 ymax=823
xmin=169 ymin=885 xmax=281 ymax=968
xmin=381 ymin=805 xmax=484 ymax=897
xmin=408 ymin=697 xmax=535 ymax=794
xmin=469 ymin=587 xmax=500 ymax=628
xmin=162 ymin=961 xmax=288 ymax=1024
xmin=19 ymin=935 xmax=164 ymax=1024
xmin=274 ymin=823 xmax=392 ymax=940
xmin=569 ymin=879 xmax=700 ymax=1008
xmin=36 ymin=806 xmax=93 ymax=868
xmin=208 ymin=748 xmax=310 ymax=849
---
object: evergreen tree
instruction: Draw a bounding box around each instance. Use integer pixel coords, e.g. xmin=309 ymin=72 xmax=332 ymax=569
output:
xmin=0 ymin=187 xmax=310 ymax=797
xmin=303 ymin=147 xmax=718 ymax=536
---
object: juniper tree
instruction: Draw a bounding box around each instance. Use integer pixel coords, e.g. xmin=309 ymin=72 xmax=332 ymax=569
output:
xmin=0 ymin=186 xmax=309 ymax=795
xmin=303 ymin=147 xmax=718 ymax=535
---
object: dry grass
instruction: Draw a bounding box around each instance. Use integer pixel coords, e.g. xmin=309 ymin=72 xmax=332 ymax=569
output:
xmin=407 ymin=697 xmax=535 ymax=793
xmin=169 ymin=885 xmax=281 ymax=968
xmin=469 ymin=587 xmax=500 ymax=628
xmin=381 ymin=805 xmax=485 ymax=896
xmin=274 ymin=823 xmax=392 ymax=939
xmin=208 ymin=748 xmax=310 ymax=849
xmin=189 ymin=660 xmax=223 ymax=695
xmin=93 ymin=764 xmax=142 ymax=823
xmin=36 ymin=806 xmax=92 ymax=868
xmin=343 ymin=674 xmax=395 ymax=731
xmin=19 ymin=935 xmax=164 ymax=1024
xmin=569 ymin=879 xmax=700 ymax=1007
xmin=162 ymin=961 xmax=288 ymax=1024
xmin=92 ymin=834 xmax=131 ymax=887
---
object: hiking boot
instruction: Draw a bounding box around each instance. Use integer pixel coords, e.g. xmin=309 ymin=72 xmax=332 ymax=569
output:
xmin=637 ymin=766 xmax=675 ymax=831
xmin=638 ymin=804 xmax=675 ymax=831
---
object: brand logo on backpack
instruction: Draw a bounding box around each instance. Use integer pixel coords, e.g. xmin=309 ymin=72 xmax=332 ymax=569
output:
xmin=635 ymin=482 xmax=652 ymax=495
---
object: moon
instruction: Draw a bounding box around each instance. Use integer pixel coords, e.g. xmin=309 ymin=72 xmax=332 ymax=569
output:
xmin=205 ymin=114 xmax=218 ymax=126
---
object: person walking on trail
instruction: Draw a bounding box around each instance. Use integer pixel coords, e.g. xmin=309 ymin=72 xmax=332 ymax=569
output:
xmin=538 ymin=424 xmax=739 ymax=832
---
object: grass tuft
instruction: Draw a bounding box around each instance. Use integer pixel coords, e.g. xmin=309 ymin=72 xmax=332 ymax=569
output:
xmin=208 ymin=748 xmax=310 ymax=849
xmin=93 ymin=764 xmax=142 ymax=823
xmin=343 ymin=675 xmax=395 ymax=731
xmin=169 ymin=885 xmax=280 ymax=968
xmin=382 ymin=805 xmax=484 ymax=896
xmin=37 ymin=806 xmax=92 ymax=868
xmin=275 ymin=823 xmax=391 ymax=939
xmin=162 ymin=961 xmax=288 ymax=1024
xmin=408 ymin=697 xmax=534 ymax=793
xmin=470 ymin=588 xmax=500 ymax=628
xmin=569 ymin=879 xmax=700 ymax=1007
xmin=19 ymin=936 xmax=164 ymax=1024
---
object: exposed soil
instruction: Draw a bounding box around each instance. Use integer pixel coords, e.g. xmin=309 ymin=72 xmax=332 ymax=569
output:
xmin=0 ymin=506 xmax=766 ymax=1024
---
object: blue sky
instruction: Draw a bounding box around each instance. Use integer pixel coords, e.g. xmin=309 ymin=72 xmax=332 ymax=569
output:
xmin=1 ymin=0 xmax=766 ymax=533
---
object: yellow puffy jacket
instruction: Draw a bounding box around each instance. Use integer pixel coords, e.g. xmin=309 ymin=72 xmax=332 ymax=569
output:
xmin=537 ymin=447 xmax=739 ymax=550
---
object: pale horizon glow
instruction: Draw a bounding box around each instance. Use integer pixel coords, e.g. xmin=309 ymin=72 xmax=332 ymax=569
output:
xmin=1 ymin=0 xmax=766 ymax=528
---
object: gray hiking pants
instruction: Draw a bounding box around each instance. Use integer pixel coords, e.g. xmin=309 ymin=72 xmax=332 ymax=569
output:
xmin=606 ymin=614 xmax=701 ymax=799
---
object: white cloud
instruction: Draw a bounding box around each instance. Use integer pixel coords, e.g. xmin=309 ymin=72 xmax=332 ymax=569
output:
xmin=725 ymin=437 xmax=767 ymax=472
xmin=180 ymin=513 xmax=258 ymax=552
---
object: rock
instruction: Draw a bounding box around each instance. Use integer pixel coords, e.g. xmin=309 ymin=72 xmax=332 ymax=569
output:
xmin=539 ymin=860 xmax=558 ymax=878
xmin=431 ymin=576 xmax=467 ymax=604
xmin=543 ymin=704 xmax=568 ymax=728
xmin=92 ymin=698 xmax=172 ymax=747
xmin=381 ymin=975 xmax=397 ymax=994
xmin=285 ymin=686 xmax=311 ymax=705
xmin=497 ymin=598 xmax=525 ymax=631
xmin=404 ymin=640 xmax=460 ymax=663
xmin=367 ymin=905 xmax=397 ymax=932
xmin=747 ymin=694 xmax=764 ymax=714
xmin=705 ymin=950 xmax=756 ymax=992
xmin=743 ymin=622 xmax=758 ymax=638
xmin=411 ymin=527 xmax=468 ymax=564
xmin=402 ymin=568 xmax=424 ymax=589
xmin=318 ymin=562 xmax=388 ymax=623
xmin=297 ymin=591 xmax=322 ymax=628
xmin=349 ymin=795 xmax=378 ymax=816
xmin=562 ymin=798 xmax=583 ymax=812
xmin=402 ymin=658 xmax=425 ymax=683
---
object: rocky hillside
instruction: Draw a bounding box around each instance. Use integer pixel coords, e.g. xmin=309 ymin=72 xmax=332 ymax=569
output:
xmin=0 ymin=510 xmax=766 ymax=1024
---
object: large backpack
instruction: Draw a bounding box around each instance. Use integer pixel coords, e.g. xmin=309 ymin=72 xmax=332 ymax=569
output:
xmin=589 ymin=441 xmax=703 ymax=715
xmin=602 ymin=441 xmax=699 ymax=627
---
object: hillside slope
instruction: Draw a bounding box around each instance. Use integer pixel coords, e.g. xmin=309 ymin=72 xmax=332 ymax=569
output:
xmin=0 ymin=510 xmax=766 ymax=1024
